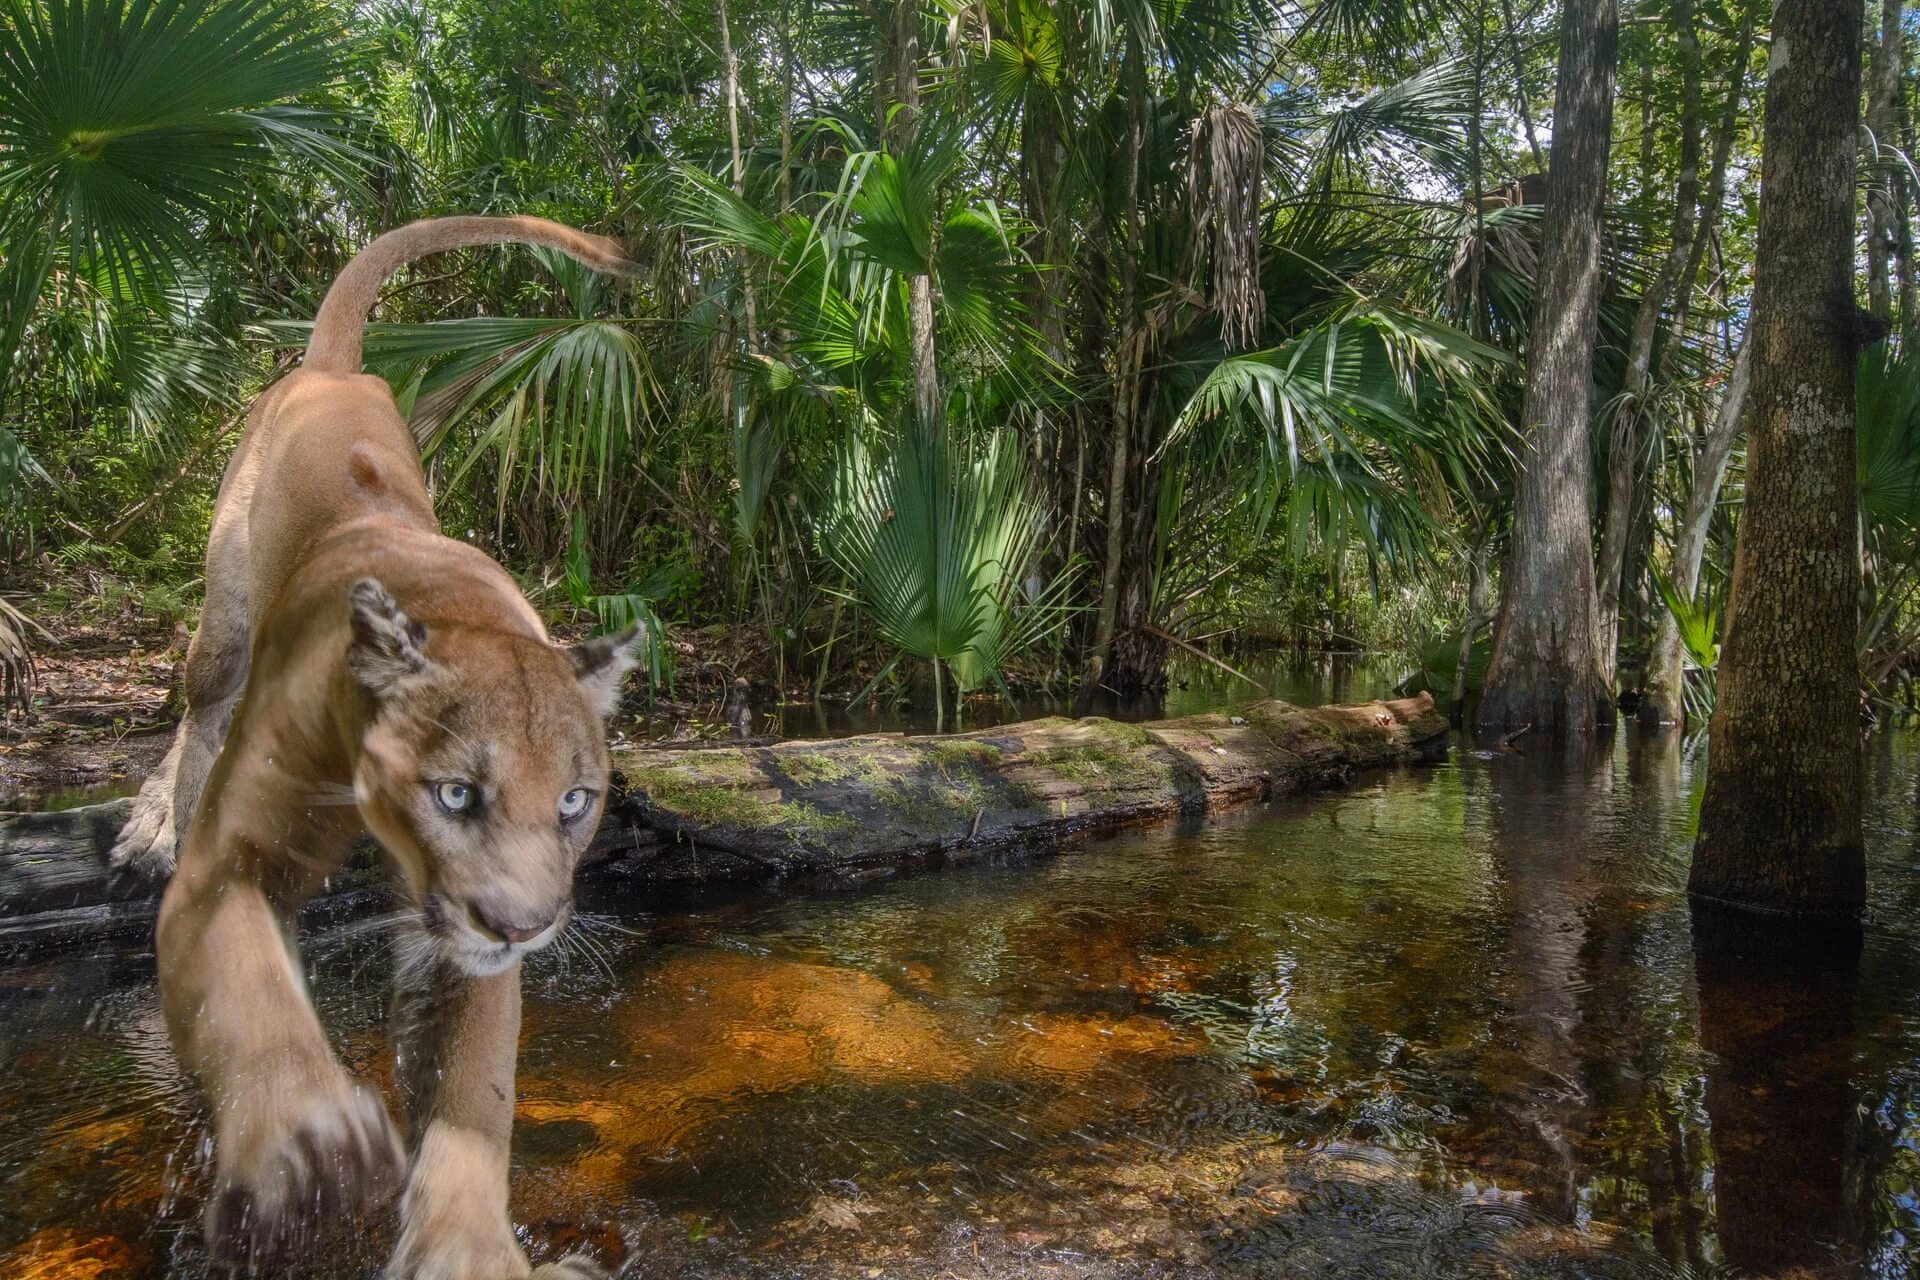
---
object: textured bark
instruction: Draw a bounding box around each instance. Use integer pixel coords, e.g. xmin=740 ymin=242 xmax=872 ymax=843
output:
xmin=1690 ymin=0 xmax=1866 ymax=920
xmin=1477 ymin=0 xmax=1619 ymax=737
xmin=0 ymin=696 xmax=1449 ymax=952
xmin=1640 ymin=338 xmax=1751 ymax=725
xmin=877 ymin=3 xmax=940 ymax=427
xmin=1598 ymin=0 xmax=1703 ymax=683
xmin=1089 ymin=48 xmax=1149 ymax=690
xmin=907 ymin=275 xmax=939 ymax=425
xmin=1865 ymin=0 xmax=1904 ymax=322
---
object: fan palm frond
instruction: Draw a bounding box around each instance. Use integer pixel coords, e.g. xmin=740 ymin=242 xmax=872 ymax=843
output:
xmin=0 ymin=0 xmax=357 ymax=296
xmin=823 ymin=422 xmax=1063 ymax=714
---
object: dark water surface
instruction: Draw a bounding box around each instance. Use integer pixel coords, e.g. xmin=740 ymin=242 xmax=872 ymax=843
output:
xmin=5 ymin=720 xmax=1920 ymax=1277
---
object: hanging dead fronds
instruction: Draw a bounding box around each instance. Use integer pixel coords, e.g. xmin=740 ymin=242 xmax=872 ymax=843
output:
xmin=1184 ymin=101 xmax=1266 ymax=351
xmin=0 ymin=597 xmax=42 ymax=719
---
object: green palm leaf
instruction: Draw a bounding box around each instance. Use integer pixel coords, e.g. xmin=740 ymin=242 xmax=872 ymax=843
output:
xmin=823 ymin=422 xmax=1062 ymax=701
xmin=0 ymin=0 xmax=354 ymax=294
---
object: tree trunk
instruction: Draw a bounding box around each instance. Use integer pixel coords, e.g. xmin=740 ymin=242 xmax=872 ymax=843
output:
xmin=1866 ymin=0 xmax=1904 ymax=323
xmin=1598 ymin=0 xmax=1703 ymax=685
xmin=715 ymin=0 xmax=757 ymax=345
xmin=1089 ymin=45 xmax=1149 ymax=690
xmin=877 ymin=3 xmax=940 ymax=428
xmin=1690 ymin=0 xmax=1866 ymax=921
xmin=1639 ymin=338 xmax=1751 ymax=725
xmin=1476 ymin=0 xmax=1620 ymax=737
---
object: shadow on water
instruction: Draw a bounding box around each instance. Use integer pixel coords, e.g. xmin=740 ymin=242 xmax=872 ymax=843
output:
xmin=4 ymin=676 xmax=1920 ymax=1277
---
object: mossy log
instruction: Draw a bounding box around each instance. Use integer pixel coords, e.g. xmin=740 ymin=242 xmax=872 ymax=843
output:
xmin=599 ymin=695 xmax=1447 ymax=879
xmin=1 ymin=696 xmax=1446 ymax=950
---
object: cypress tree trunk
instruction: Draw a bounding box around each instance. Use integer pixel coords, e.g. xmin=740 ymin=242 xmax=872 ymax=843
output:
xmin=1476 ymin=0 xmax=1619 ymax=737
xmin=1690 ymin=0 xmax=1866 ymax=920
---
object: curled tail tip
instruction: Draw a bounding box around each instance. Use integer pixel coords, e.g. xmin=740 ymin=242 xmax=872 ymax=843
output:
xmin=585 ymin=233 xmax=643 ymax=279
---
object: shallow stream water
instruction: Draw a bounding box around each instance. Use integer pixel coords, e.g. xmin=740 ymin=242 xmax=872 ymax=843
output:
xmin=4 ymin=691 xmax=1919 ymax=1277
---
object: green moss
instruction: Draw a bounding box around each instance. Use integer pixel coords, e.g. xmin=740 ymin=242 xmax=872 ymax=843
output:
xmin=1009 ymin=717 xmax=1167 ymax=793
xmin=777 ymin=752 xmax=855 ymax=788
xmin=622 ymin=762 xmax=857 ymax=836
xmin=928 ymin=739 xmax=1002 ymax=771
xmin=1082 ymin=718 xmax=1152 ymax=748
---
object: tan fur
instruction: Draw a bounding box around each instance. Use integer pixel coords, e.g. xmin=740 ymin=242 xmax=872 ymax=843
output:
xmin=114 ymin=218 xmax=643 ymax=1278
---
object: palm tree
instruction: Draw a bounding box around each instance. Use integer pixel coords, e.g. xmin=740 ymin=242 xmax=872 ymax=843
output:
xmin=822 ymin=421 xmax=1062 ymax=724
xmin=0 ymin=0 xmax=353 ymax=377
xmin=0 ymin=0 xmax=353 ymax=706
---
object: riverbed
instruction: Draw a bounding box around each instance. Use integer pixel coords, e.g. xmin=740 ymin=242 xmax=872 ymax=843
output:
xmin=3 ymin=712 xmax=1917 ymax=1277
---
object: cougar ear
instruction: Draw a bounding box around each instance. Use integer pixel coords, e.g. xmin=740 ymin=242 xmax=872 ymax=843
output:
xmin=569 ymin=623 xmax=647 ymax=718
xmin=347 ymin=578 xmax=432 ymax=697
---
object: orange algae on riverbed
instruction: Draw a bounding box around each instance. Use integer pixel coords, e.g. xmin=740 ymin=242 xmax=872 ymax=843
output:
xmin=1 ymin=1227 xmax=146 ymax=1279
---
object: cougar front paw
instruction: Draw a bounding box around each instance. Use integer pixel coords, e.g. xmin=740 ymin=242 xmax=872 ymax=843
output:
xmin=206 ymin=1083 xmax=404 ymax=1265
xmin=532 ymin=1256 xmax=609 ymax=1280
xmin=386 ymin=1222 xmax=538 ymax=1280
xmin=109 ymin=784 xmax=178 ymax=881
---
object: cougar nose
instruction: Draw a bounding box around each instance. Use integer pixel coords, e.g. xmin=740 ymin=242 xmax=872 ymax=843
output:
xmin=467 ymin=901 xmax=555 ymax=945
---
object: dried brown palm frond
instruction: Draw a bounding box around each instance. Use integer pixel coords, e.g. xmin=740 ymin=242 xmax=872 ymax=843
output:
xmin=1184 ymin=101 xmax=1266 ymax=351
xmin=0 ymin=596 xmax=43 ymax=719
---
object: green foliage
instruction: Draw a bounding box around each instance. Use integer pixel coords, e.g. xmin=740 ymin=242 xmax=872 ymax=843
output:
xmin=1652 ymin=565 xmax=1720 ymax=722
xmin=0 ymin=0 xmax=354 ymax=296
xmin=563 ymin=512 xmax=673 ymax=691
xmin=823 ymin=422 xmax=1066 ymax=709
xmin=0 ymin=0 xmax=1809 ymax=710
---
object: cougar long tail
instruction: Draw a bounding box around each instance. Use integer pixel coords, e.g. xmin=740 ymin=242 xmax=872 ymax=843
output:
xmin=304 ymin=216 xmax=638 ymax=374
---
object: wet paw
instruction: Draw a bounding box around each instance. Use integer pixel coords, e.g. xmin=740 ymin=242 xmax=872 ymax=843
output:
xmin=532 ymin=1257 xmax=609 ymax=1280
xmin=108 ymin=786 xmax=177 ymax=881
xmin=206 ymin=1084 xmax=404 ymax=1266
xmin=385 ymin=1226 xmax=534 ymax=1280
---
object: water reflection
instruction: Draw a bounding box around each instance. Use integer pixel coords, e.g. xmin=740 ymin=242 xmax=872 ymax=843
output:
xmin=1693 ymin=915 xmax=1864 ymax=1277
xmin=5 ymin=713 xmax=1920 ymax=1277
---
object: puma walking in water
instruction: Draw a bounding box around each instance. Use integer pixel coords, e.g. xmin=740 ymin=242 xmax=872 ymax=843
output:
xmin=113 ymin=217 xmax=643 ymax=1277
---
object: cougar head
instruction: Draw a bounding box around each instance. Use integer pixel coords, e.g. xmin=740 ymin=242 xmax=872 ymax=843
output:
xmin=343 ymin=578 xmax=642 ymax=977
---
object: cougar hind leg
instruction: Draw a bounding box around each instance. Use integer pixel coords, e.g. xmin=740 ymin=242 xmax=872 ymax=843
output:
xmin=109 ymin=503 xmax=252 ymax=880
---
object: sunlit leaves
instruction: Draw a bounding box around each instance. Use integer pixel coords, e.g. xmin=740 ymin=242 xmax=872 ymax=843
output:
xmin=0 ymin=0 xmax=355 ymax=295
xmin=822 ymin=422 xmax=1063 ymax=696
xmin=358 ymin=312 xmax=658 ymax=528
xmin=1171 ymin=305 xmax=1510 ymax=568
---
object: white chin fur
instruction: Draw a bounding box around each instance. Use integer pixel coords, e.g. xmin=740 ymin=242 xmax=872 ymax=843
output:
xmin=448 ymin=944 xmax=521 ymax=978
xmin=441 ymin=916 xmax=562 ymax=977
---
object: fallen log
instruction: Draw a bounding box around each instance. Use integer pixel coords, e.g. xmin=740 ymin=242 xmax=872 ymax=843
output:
xmin=1 ymin=695 xmax=1446 ymax=951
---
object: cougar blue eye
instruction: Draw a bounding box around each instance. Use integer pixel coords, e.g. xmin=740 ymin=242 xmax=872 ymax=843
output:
xmin=434 ymin=781 xmax=475 ymax=813
xmin=558 ymin=787 xmax=591 ymax=821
